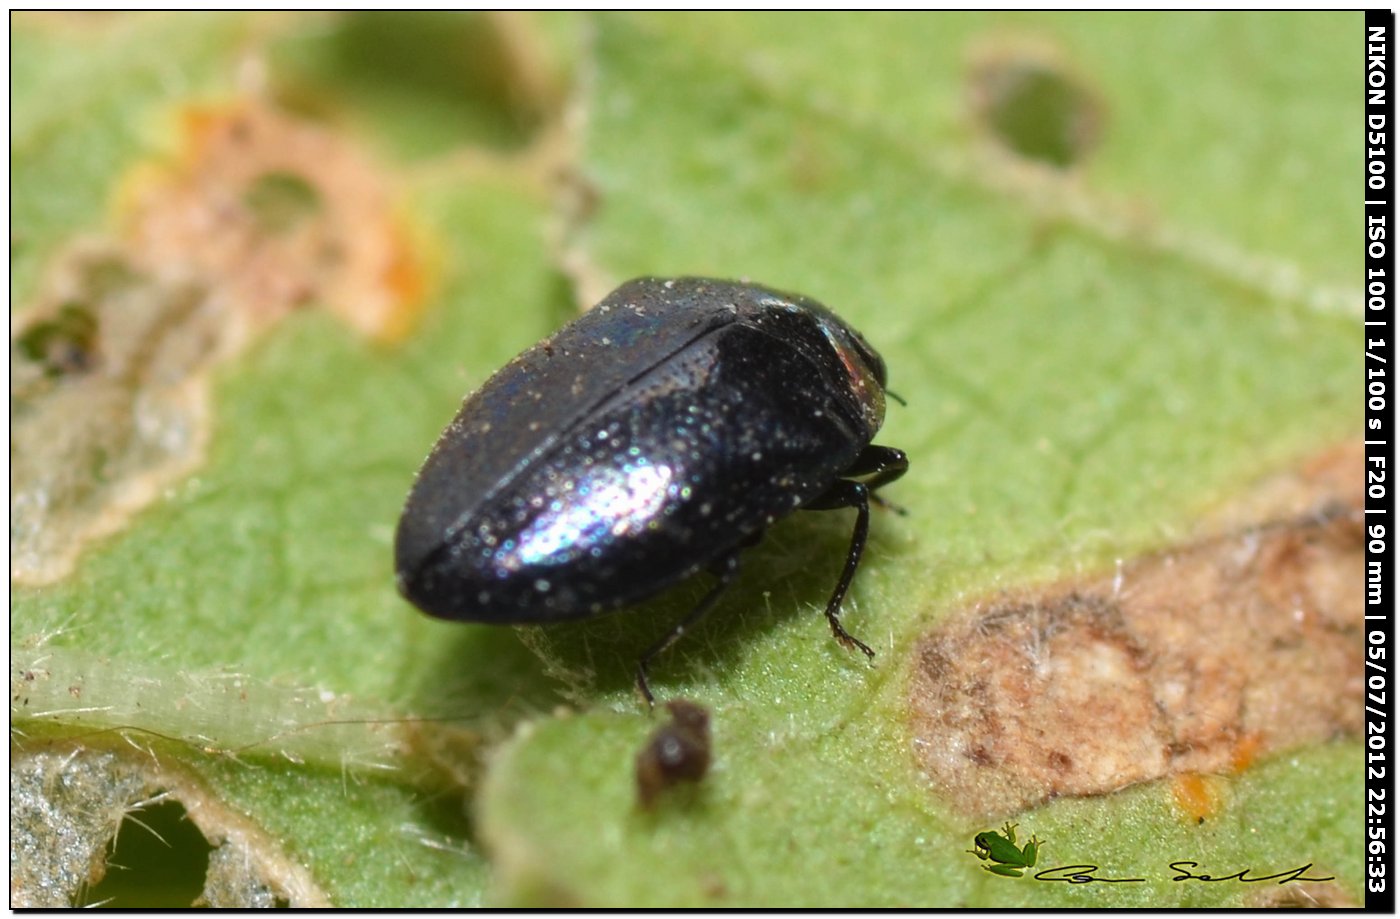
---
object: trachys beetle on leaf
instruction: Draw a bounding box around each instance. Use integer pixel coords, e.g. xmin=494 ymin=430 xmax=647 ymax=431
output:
xmin=395 ymin=277 xmax=907 ymax=703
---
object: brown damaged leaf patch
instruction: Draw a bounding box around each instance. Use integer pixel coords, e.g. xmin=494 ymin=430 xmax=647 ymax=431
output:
xmin=11 ymin=245 xmax=219 ymax=585
xmin=1245 ymin=881 xmax=1359 ymax=909
xmin=908 ymin=443 xmax=1364 ymax=820
xmin=11 ymin=100 xmax=428 ymax=586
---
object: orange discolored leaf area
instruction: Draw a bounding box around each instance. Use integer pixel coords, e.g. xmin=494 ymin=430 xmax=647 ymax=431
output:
xmin=1170 ymin=772 xmax=1225 ymax=825
xmin=908 ymin=442 xmax=1363 ymax=820
xmin=10 ymin=99 xmax=429 ymax=586
xmin=120 ymin=102 xmax=430 ymax=342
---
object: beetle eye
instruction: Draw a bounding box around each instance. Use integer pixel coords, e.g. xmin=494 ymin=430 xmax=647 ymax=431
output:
xmin=851 ymin=333 xmax=887 ymax=388
xmin=827 ymin=323 xmax=886 ymax=389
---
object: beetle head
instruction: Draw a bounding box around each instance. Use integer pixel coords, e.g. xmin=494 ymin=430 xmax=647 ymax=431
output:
xmin=813 ymin=312 xmax=888 ymax=437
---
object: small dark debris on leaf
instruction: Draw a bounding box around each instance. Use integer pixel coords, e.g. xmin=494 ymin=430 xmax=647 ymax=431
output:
xmin=636 ymin=699 xmax=711 ymax=809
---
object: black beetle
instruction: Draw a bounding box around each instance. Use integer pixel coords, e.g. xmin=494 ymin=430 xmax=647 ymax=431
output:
xmin=395 ymin=277 xmax=907 ymax=703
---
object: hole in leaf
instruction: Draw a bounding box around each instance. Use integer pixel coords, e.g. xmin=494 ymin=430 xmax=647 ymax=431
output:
xmin=244 ymin=170 xmax=322 ymax=234
xmin=970 ymin=53 xmax=1103 ymax=169
xmin=16 ymin=302 xmax=101 ymax=377
xmin=270 ymin=11 xmax=552 ymax=158
xmin=81 ymin=799 xmax=213 ymax=908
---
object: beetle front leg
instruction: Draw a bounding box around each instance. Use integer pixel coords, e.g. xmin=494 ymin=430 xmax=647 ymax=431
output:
xmin=842 ymin=444 xmax=909 ymax=488
xmin=803 ymin=479 xmax=876 ymax=659
xmin=842 ymin=444 xmax=909 ymax=514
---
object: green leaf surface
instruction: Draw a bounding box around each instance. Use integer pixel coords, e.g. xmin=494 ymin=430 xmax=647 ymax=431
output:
xmin=12 ymin=11 xmax=1361 ymax=907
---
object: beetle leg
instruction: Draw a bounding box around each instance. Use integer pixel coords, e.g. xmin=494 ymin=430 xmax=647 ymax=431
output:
xmin=852 ymin=444 xmax=910 ymax=495
xmin=841 ymin=444 xmax=909 ymax=515
xmin=870 ymin=492 xmax=907 ymax=515
xmin=636 ymin=551 xmax=743 ymax=708
xmin=842 ymin=444 xmax=909 ymax=484
xmin=803 ymin=479 xmax=877 ymax=659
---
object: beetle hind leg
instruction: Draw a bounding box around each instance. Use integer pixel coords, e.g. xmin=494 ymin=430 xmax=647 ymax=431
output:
xmin=636 ymin=551 xmax=743 ymax=707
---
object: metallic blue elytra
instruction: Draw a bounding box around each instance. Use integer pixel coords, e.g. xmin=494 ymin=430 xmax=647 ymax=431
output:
xmin=395 ymin=277 xmax=907 ymax=702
